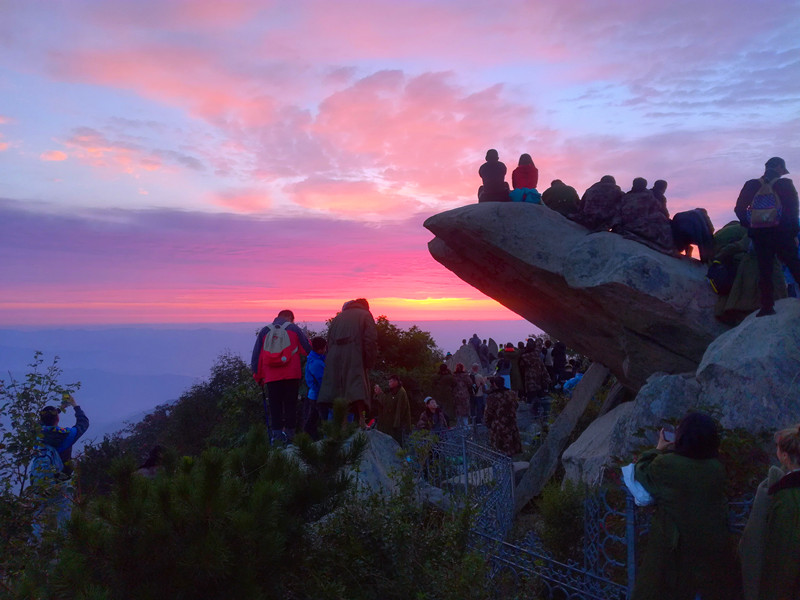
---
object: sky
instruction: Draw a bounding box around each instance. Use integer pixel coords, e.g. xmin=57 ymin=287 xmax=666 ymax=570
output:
xmin=1 ymin=0 xmax=799 ymax=327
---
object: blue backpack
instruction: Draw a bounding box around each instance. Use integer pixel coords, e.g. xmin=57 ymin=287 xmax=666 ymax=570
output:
xmin=30 ymin=444 xmax=65 ymax=486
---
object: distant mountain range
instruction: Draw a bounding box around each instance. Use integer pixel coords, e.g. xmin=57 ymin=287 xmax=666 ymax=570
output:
xmin=0 ymin=320 xmax=535 ymax=444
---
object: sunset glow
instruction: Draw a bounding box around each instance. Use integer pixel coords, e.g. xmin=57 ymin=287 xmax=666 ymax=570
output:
xmin=1 ymin=0 xmax=798 ymax=326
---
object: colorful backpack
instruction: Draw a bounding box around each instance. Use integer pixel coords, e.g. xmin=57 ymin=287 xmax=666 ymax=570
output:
xmin=261 ymin=322 xmax=298 ymax=367
xmin=30 ymin=444 xmax=65 ymax=486
xmin=747 ymin=177 xmax=782 ymax=229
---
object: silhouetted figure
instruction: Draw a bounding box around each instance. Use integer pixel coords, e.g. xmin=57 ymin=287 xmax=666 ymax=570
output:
xmin=542 ymin=179 xmax=580 ymax=217
xmin=478 ymin=149 xmax=510 ymax=202
xmin=510 ymin=153 xmax=541 ymax=203
xmin=672 ymin=208 xmax=715 ymax=262
xmin=734 ymin=156 xmax=800 ymax=317
xmin=612 ymin=178 xmax=674 ymax=254
xmin=573 ymin=175 xmax=623 ymax=231
xmin=650 ymin=179 xmax=670 ymax=218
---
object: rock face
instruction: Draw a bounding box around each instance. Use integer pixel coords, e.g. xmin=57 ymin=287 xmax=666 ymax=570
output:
xmin=446 ymin=344 xmax=480 ymax=373
xmin=563 ymin=299 xmax=800 ymax=484
xmin=425 ymin=203 xmax=729 ymax=390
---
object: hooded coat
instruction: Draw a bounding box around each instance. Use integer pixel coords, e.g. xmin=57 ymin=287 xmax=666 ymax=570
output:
xmin=760 ymin=470 xmax=800 ymax=600
xmin=318 ymin=300 xmax=378 ymax=409
xmin=712 ymin=222 xmax=786 ymax=323
xmin=613 ymin=182 xmax=674 ymax=254
xmin=632 ymin=450 xmax=739 ymax=600
xmin=574 ymin=177 xmax=624 ymax=231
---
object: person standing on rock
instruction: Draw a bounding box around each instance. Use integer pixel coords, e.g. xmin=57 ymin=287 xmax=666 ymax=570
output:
xmin=734 ymin=157 xmax=800 ymax=317
xmin=483 ymin=376 xmax=522 ymax=457
xmin=251 ymin=309 xmax=312 ymax=443
xmin=477 ymin=149 xmax=510 ymax=202
xmin=318 ymin=299 xmax=378 ymax=428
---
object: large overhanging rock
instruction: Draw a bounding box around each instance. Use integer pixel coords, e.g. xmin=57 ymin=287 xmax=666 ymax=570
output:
xmin=563 ymin=298 xmax=800 ymax=485
xmin=424 ymin=203 xmax=730 ymax=390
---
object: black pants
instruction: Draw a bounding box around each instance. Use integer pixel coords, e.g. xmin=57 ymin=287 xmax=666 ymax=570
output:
xmin=752 ymin=230 xmax=800 ymax=310
xmin=266 ymin=378 xmax=300 ymax=430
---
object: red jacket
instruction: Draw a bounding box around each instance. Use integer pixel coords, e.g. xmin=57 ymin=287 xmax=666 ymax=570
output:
xmin=512 ymin=164 xmax=539 ymax=190
xmin=252 ymin=321 xmax=310 ymax=384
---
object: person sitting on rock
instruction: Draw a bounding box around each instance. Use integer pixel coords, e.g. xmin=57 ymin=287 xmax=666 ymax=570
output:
xmin=484 ymin=376 xmax=522 ymax=457
xmin=650 ymin=179 xmax=670 ymax=218
xmin=672 ymin=208 xmax=715 ymax=262
xmin=612 ymin=177 xmax=675 ymax=254
xmin=542 ymin=179 xmax=580 ymax=217
xmin=477 ymin=149 xmax=510 ymax=202
xmin=572 ymin=175 xmax=623 ymax=232
xmin=509 ymin=153 xmax=541 ymax=204
xmin=416 ymin=396 xmax=449 ymax=432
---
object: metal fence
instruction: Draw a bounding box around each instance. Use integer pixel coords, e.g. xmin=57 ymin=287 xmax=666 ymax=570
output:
xmin=407 ymin=426 xmax=753 ymax=600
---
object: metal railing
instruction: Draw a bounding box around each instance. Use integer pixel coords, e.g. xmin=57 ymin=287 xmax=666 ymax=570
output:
xmin=406 ymin=426 xmax=753 ymax=600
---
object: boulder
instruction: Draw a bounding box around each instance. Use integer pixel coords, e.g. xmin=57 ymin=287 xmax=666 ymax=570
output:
xmin=348 ymin=429 xmax=405 ymax=496
xmin=446 ymin=344 xmax=480 ymax=372
xmin=424 ymin=203 xmax=729 ymax=390
xmin=563 ymin=298 xmax=800 ymax=484
xmin=695 ymin=298 xmax=800 ymax=432
xmin=562 ymin=401 xmax=635 ymax=486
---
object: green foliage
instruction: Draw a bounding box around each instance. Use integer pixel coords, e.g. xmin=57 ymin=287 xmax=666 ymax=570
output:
xmin=76 ymin=352 xmax=262 ymax=496
xmin=372 ymin=316 xmax=443 ymax=418
xmin=0 ymin=352 xmax=79 ymax=592
xmin=294 ymin=467 xmax=490 ymax=600
xmin=537 ymin=479 xmax=587 ymax=561
xmin=0 ymin=352 xmax=80 ymax=496
xmin=22 ymin=424 xmax=366 ymax=599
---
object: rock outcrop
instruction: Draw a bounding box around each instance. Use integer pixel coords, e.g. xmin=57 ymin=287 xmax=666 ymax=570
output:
xmin=563 ymin=299 xmax=800 ymax=485
xmin=425 ymin=203 xmax=730 ymax=390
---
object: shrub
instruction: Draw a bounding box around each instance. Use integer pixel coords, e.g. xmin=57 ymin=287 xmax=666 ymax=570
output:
xmin=537 ymin=479 xmax=586 ymax=561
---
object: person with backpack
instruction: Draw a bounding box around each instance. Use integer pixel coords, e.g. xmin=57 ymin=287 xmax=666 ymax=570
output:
xmin=251 ymin=309 xmax=312 ymax=443
xmin=31 ymin=394 xmax=89 ymax=537
xmin=735 ymin=157 xmax=800 ymax=317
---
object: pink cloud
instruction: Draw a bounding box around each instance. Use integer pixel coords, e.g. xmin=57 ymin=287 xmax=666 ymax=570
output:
xmin=0 ymin=141 xmax=8 ymax=152
xmin=40 ymin=150 xmax=68 ymax=161
xmin=291 ymin=178 xmax=425 ymax=217
xmin=212 ymin=190 xmax=271 ymax=213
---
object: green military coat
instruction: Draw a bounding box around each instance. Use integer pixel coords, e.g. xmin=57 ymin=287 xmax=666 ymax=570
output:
xmin=760 ymin=470 xmax=800 ymax=600
xmin=318 ymin=302 xmax=378 ymax=409
xmin=633 ymin=450 xmax=739 ymax=600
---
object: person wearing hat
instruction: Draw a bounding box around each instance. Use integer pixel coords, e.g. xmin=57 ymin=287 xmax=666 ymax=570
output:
xmin=734 ymin=157 xmax=800 ymax=317
xmin=416 ymin=396 xmax=448 ymax=432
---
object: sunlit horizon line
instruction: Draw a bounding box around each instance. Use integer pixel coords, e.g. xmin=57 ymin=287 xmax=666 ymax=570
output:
xmin=0 ymin=295 xmax=521 ymax=326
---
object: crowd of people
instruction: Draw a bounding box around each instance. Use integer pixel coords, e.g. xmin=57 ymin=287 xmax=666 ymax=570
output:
xmin=478 ymin=152 xmax=800 ymax=320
